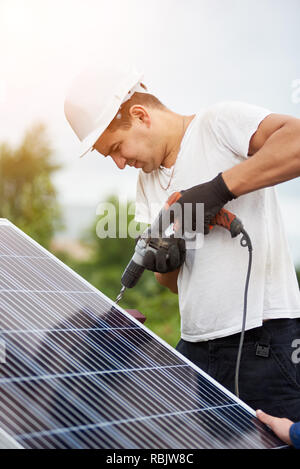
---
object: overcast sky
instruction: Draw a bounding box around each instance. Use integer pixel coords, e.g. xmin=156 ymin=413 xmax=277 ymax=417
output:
xmin=1 ymin=0 xmax=300 ymax=261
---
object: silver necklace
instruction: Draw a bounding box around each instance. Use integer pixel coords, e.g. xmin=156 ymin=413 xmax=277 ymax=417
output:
xmin=158 ymin=116 xmax=186 ymax=191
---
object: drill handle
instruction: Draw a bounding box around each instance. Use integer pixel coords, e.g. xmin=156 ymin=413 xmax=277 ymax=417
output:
xmin=165 ymin=192 xmax=243 ymax=239
xmin=210 ymin=208 xmax=243 ymax=238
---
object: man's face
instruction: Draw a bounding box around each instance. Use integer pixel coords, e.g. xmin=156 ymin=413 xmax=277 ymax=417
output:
xmin=92 ymin=107 xmax=163 ymax=173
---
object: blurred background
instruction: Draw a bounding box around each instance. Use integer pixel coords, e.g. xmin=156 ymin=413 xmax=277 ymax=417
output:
xmin=0 ymin=0 xmax=299 ymax=346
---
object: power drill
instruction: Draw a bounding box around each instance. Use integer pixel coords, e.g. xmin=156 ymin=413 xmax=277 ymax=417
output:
xmin=116 ymin=191 xmax=244 ymax=303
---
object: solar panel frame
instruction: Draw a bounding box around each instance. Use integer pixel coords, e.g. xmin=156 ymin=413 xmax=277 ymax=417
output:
xmin=0 ymin=427 xmax=22 ymax=449
xmin=0 ymin=218 xmax=287 ymax=449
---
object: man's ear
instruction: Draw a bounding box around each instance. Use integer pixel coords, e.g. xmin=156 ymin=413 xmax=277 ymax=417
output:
xmin=129 ymin=105 xmax=151 ymax=127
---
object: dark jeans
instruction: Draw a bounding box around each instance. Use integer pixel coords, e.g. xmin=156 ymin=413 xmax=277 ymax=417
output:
xmin=176 ymin=318 xmax=300 ymax=421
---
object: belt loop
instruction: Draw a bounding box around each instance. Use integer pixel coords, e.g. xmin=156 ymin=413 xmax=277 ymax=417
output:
xmin=255 ymin=326 xmax=271 ymax=358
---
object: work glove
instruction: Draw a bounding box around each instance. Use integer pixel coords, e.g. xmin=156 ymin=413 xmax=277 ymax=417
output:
xmin=143 ymin=236 xmax=186 ymax=273
xmin=177 ymin=172 xmax=236 ymax=234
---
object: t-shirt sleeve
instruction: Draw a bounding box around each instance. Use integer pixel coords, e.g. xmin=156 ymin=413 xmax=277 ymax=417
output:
xmin=210 ymin=101 xmax=273 ymax=159
xmin=135 ymin=171 xmax=151 ymax=224
xmin=290 ymin=421 xmax=300 ymax=449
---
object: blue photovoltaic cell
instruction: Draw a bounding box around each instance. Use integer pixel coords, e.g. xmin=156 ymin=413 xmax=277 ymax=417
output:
xmin=0 ymin=220 xmax=285 ymax=449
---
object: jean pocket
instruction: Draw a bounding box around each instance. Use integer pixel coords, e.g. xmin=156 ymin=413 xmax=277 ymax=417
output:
xmin=271 ymin=344 xmax=300 ymax=392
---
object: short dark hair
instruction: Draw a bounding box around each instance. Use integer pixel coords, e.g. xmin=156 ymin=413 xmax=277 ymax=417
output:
xmin=107 ymin=91 xmax=166 ymax=132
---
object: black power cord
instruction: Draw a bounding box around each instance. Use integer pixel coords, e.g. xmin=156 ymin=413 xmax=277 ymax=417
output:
xmin=234 ymin=228 xmax=253 ymax=398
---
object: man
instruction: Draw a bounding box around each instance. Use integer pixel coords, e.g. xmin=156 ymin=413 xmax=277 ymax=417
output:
xmin=64 ymin=64 xmax=300 ymax=421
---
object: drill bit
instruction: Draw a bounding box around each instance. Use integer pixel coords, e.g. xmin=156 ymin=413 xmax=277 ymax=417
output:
xmin=115 ymin=285 xmax=126 ymax=305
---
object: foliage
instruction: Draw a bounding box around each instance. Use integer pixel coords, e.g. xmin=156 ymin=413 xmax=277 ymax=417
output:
xmin=0 ymin=124 xmax=62 ymax=249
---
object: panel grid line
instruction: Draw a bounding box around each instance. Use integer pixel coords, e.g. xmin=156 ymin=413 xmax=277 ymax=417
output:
xmin=17 ymin=403 xmax=239 ymax=441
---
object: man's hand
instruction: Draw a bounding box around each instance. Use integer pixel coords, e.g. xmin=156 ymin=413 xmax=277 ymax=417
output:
xmin=256 ymin=409 xmax=293 ymax=446
xmin=177 ymin=172 xmax=236 ymax=234
xmin=155 ymin=269 xmax=180 ymax=294
xmin=143 ymin=236 xmax=186 ymax=273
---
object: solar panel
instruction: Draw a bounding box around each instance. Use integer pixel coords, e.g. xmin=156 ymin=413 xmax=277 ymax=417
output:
xmin=0 ymin=219 xmax=285 ymax=449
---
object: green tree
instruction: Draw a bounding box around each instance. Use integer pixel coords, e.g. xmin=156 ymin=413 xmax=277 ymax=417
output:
xmin=0 ymin=124 xmax=62 ymax=248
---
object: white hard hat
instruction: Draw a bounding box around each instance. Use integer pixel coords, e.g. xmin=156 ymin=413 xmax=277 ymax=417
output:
xmin=64 ymin=64 xmax=146 ymax=158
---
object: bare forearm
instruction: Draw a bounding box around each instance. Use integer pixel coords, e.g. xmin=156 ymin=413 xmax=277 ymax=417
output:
xmin=222 ymin=120 xmax=300 ymax=196
xmin=154 ymin=269 xmax=179 ymax=294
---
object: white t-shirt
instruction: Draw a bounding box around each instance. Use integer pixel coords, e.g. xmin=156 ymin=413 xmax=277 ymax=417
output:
xmin=135 ymin=101 xmax=300 ymax=342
